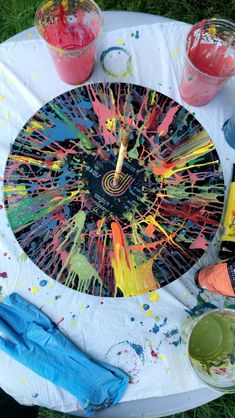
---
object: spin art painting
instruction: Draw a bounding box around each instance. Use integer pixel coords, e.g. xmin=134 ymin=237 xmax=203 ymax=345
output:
xmin=3 ymin=83 xmax=224 ymax=297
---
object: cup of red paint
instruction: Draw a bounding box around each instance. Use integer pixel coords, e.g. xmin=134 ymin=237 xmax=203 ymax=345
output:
xmin=35 ymin=0 xmax=103 ymax=85
xmin=179 ymin=19 xmax=235 ymax=106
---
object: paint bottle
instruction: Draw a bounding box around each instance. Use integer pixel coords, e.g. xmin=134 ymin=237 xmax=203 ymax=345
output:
xmin=219 ymin=164 xmax=235 ymax=259
xmin=195 ymin=258 xmax=235 ymax=297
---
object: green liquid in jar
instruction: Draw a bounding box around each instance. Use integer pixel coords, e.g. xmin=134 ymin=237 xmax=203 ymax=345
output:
xmin=189 ymin=313 xmax=234 ymax=362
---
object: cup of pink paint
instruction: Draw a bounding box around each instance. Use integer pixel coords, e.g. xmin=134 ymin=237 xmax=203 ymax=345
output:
xmin=179 ymin=19 xmax=235 ymax=106
xmin=35 ymin=0 xmax=103 ymax=85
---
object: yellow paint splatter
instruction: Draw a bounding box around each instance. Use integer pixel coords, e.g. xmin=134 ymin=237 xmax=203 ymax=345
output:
xmin=27 ymin=33 xmax=32 ymax=38
xmin=183 ymin=291 xmax=189 ymax=298
xmin=159 ymin=354 xmax=166 ymax=361
xmin=19 ymin=377 xmax=26 ymax=382
xmin=49 ymin=283 xmax=54 ymax=288
xmin=32 ymin=74 xmax=38 ymax=80
xmin=105 ymin=118 xmax=116 ymax=131
xmin=31 ymin=286 xmax=39 ymax=294
xmin=51 ymin=160 xmax=62 ymax=170
xmin=155 ymin=315 xmax=160 ymax=321
xmin=208 ymin=25 xmax=216 ymax=36
xmin=173 ymin=48 xmax=179 ymax=57
xmin=159 ymin=130 xmax=164 ymax=137
xmin=31 ymin=120 xmax=44 ymax=130
xmin=0 ymin=95 xmax=5 ymax=101
xmin=7 ymin=78 xmax=13 ymax=84
xmin=3 ymin=185 xmax=27 ymax=195
xmin=79 ymin=303 xmax=85 ymax=311
xmin=18 ymin=252 xmax=28 ymax=262
xmin=41 ymin=0 xmax=53 ymax=12
xmin=150 ymin=292 xmax=160 ymax=302
xmin=70 ymin=319 xmax=77 ymax=329
xmin=146 ymin=310 xmax=153 ymax=317
xmin=4 ymin=115 xmax=9 ymax=122
xmin=16 ymin=282 xmax=24 ymax=287
xmin=117 ymin=39 xmax=123 ymax=45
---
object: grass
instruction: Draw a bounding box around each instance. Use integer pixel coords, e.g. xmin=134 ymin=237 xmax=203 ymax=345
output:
xmin=0 ymin=0 xmax=235 ymax=417
xmin=0 ymin=0 xmax=235 ymax=42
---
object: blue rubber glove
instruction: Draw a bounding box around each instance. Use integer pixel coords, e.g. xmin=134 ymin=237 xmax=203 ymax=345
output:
xmin=0 ymin=293 xmax=129 ymax=415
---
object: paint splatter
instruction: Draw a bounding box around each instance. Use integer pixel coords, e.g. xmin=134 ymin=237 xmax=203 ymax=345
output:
xmin=131 ymin=31 xmax=140 ymax=39
xmin=0 ymin=272 xmax=7 ymax=278
xmin=151 ymin=349 xmax=158 ymax=358
xmin=106 ymin=340 xmax=144 ymax=383
xmin=39 ymin=279 xmax=47 ymax=286
xmin=18 ymin=252 xmax=28 ymax=261
xmin=3 ymin=83 xmax=224 ymax=297
xmin=173 ymin=48 xmax=179 ymax=57
xmin=150 ymin=292 xmax=160 ymax=302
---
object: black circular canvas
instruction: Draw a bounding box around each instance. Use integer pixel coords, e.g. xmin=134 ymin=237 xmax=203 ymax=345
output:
xmin=4 ymin=83 xmax=224 ymax=297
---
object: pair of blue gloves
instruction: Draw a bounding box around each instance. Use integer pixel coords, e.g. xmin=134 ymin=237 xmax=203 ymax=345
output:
xmin=0 ymin=293 xmax=129 ymax=415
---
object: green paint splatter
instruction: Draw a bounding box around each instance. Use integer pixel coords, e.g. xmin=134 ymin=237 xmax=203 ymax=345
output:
xmin=18 ymin=252 xmax=28 ymax=262
xmin=57 ymin=211 xmax=102 ymax=292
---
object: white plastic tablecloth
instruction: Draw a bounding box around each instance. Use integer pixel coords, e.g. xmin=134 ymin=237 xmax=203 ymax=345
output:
xmin=0 ymin=19 xmax=235 ymax=414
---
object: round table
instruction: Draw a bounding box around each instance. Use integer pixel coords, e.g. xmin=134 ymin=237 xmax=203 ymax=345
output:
xmin=1 ymin=10 xmax=227 ymax=418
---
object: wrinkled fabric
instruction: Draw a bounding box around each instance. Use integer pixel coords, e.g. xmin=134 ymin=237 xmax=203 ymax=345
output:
xmin=0 ymin=293 xmax=129 ymax=415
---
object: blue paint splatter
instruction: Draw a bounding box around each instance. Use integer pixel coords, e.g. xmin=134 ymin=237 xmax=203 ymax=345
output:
xmin=152 ymin=324 xmax=160 ymax=334
xmin=130 ymin=317 xmax=135 ymax=321
xmin=39 ymin=279 xmax=47 ymax=287
xmin=130 ymin=342 xmax=144 ymax=359
xmin=143 ymin=304 xmax=150 ymax=310
xmin=131 ymin=30 xmax=140 ymax=39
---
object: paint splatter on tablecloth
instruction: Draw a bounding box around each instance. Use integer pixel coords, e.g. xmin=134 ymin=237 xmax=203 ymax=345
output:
xmin=0 ymin=20 xmax=235 ymax=413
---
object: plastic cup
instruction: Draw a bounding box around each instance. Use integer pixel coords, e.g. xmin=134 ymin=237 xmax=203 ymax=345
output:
xmin=223 ymin=112 xmax=235 ymax=149
xmin=181 ymin=309 xmax=235 ymax=392
xmin=179 ymin=19 xmax=235 ymax=106
xmin=35 ymin=0 xmax=103 ymax=85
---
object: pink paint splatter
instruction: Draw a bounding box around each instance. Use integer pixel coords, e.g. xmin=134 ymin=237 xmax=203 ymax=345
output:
xmin=190 ymin=234 xmax=208 ymax=250
xmin=0 ymin=272 xmax=8 ymax=278
xmin=157 ymin=104 xmax=180 ymax=135
xmin=151 ymin=349 xmax=158 ymax=358
xmin=57 ymin=316 xmax=65 ymax=325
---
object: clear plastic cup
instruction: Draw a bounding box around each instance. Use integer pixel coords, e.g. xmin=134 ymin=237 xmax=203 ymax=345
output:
xmin=35 ymin=0 xmax=103 ymax=85
xmin=223 ymin=112 xmax=235 ymax=149
xmin=181 ymin=309 xmax=235 ymax=392
xmin=179 ymin=19 xmax=235 ymax=106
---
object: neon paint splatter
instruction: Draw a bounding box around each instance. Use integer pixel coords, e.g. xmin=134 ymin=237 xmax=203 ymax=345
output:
xmin=100 ymin=47 xmax=133 ymax=78
xmin=3 ymin=83 xmax=224 ymax=297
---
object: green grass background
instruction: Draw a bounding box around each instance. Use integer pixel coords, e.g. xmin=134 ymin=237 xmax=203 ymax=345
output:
xmin=1 ymin=0 xmax=235 ymax=417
